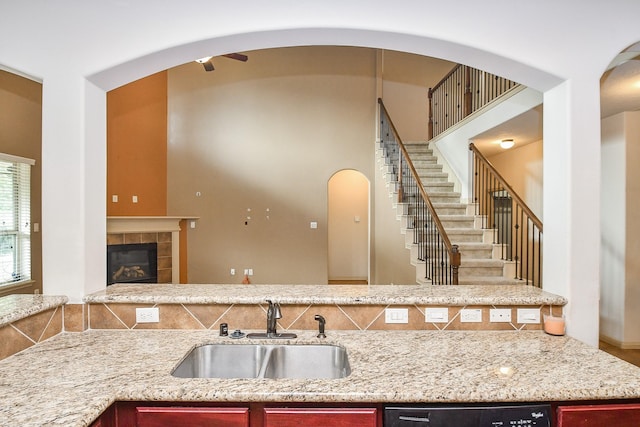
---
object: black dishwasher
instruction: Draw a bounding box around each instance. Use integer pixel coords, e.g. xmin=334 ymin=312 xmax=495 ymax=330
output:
xmin=385 ymin=404 xmax=551 ymax=426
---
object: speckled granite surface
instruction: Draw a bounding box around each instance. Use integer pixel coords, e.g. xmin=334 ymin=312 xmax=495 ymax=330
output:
xmin=0 ymin=294 xmax=68 ymax=327
xmin=85 ymin=283 xmax=567 ymax=306
xmin=1 ymin=329 xmax=640 ymax=426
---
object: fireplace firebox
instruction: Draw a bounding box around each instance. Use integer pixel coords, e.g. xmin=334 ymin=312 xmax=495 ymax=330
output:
xmin=107 ymin=243 xmax=158 ymax=285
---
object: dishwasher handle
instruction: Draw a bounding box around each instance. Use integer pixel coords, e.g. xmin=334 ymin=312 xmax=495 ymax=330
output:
xmin=399 ymin=415 xmax=430 ymax=424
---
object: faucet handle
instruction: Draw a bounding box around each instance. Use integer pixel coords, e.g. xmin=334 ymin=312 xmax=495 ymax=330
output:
xmin=273 ymin=302 xmax=282 ymax=319
xmin=314 ymin=314 xmax=326 ymax=338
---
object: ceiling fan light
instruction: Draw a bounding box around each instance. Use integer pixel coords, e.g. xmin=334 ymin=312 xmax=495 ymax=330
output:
xmin=500 ymin=139 xmax=515 ymax=149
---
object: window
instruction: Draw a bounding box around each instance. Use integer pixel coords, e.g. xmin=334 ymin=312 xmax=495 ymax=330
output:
xmin=0 ymin=154 xmax=33 ymax=287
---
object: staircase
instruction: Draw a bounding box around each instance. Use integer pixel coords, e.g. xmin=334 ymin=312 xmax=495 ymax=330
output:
xmin=378 ymin=141 xmax=519 ymax=285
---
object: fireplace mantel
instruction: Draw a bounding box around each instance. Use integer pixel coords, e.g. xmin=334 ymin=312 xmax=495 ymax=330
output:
xmin=106 ymin=216 xmax=198 ymax=234
xmin=107 ymin=216 xmax=199 ymax=283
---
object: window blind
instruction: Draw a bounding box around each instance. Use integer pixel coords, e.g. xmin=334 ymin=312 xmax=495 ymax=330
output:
xmin=0 ymin=155 xmax=32 ymax=286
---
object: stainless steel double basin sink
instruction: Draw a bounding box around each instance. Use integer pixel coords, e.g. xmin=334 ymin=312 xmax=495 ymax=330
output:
xmin=171 ymin=343 xmax=351 ymax=379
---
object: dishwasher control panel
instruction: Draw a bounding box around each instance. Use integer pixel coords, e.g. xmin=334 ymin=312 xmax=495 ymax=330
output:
xmin=385 ymin=404 xmax=551 ymax=427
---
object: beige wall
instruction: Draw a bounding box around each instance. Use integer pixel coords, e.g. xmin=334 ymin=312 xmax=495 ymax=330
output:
xmin=600 ymin=111 xmax=640 ymax=347
xmin=167 ymin=47 xmax=379 ymax=284
xmin=624 ymin=111 xmax=640 ymax=346
xmin=0 ymin=71 xmax=42 ymax=296
xmin=486 ymin=140 xmax=544 ymax=220
xmin=381 ymin=50 xmax=455 ymax=142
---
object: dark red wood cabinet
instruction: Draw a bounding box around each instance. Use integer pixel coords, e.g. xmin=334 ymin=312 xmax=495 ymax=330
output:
xmin=557 ymin=403 xmax=640 ymax=427
xmin=135 ymin=406 xmax=250 ymax=427
xmin=263 ymin=407 xmax=378 ymax=427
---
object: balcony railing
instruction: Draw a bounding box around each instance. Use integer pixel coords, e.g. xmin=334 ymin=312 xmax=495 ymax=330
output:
xmin=379 ymin=99 xmax=460 ymax=285
xmin=469 ymin=143 xmax=542 ymax=287
xmin=428 ymin=65 xmax=519 ymax=139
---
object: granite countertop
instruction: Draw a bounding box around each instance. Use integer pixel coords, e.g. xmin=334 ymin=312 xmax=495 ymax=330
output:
xmin=0 ymin=294 xmax=68 ymax=327
xmin=2 ymin=329 xmax=640 ymax=426
xmin=85 ymin=283 xmax=568 ymax=306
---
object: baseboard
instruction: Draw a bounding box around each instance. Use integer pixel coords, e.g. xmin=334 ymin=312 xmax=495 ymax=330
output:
xmin=600 ymin=334 xmax=640 ymax=349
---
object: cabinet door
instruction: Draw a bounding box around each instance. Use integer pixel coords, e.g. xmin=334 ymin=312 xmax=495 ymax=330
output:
xmin=264 ymin=407 xmax=377 ymax=427
xmin=136 ymin=406 xmax=249 ymax=427
xmin=557 ymin=403 xmax=640 ymax=427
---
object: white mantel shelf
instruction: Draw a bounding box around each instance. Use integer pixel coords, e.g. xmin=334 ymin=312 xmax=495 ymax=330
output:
xmin=106 ymin=216 xmax=199 ymax=284
xmin=106 ymin=216 xmax=199 ymax=234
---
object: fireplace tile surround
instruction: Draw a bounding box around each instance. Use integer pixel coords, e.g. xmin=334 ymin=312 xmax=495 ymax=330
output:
xmin=107 ymin=232 xmax=171 ymax=283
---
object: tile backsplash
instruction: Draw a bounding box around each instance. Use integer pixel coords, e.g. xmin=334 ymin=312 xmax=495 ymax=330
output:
xmin=0 ymin=307 xmax=62 ymax=360
xmin=87 ymin=302 xmax=562 ymax=332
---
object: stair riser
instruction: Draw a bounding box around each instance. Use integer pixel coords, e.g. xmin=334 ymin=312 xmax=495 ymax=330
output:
xmin=447 ymin=233 xmax=484 ymax=243
xmin=433 ymin=207 xmax=468 ymax=215
xmin=458 ymin=267 xmax=505 ymax=277
xmin=460 ymin=250 xmax=494 ymax=260
xmin=412 ymin=159 xmax=438 ymax=167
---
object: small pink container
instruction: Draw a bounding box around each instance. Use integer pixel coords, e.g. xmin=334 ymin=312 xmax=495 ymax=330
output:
xmin=544 ymin=314 xmax=565 ymax=336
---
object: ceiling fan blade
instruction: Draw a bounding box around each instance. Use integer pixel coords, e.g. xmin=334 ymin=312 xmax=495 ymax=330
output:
xmin=223 ymin=53 xmax=248 ymax=62
xmin=202 ymin=60 xmax=215 ymax=72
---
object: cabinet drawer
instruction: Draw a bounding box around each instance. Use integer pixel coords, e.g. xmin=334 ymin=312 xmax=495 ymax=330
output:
xmin=136 ymin=406 xmax=249 ymax=427
xmin=264 ymin=407 xmax=377 ymax=427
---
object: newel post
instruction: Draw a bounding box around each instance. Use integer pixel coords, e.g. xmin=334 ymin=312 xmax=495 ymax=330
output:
xmin=427 ymin=88 xmax=434 ymax=140
xmin=464 ymin=66 xmax=472 ymax=117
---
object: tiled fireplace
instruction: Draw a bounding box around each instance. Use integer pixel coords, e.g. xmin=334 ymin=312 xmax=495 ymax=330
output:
xmin=107 ymin=217 xmax=194 ymax=284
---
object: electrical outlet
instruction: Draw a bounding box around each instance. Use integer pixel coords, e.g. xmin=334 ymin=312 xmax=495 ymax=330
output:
xmin=385 ymin=308 xmax=409 ymax=324
xmin=248 ymin=268 xmax=253 ymax=276
xmin=230 ymin=268 xmax=235 ymax=276
xmin=489 ymin=308 xmax=512 ymax=323
xmin=460 ymin=308 xmax=482 ymax=322
xmin=517 ymin=308 xmax=541 ymax=324
xmin=425 ymin=307 xmax=449 ymax=323
xmin=136 ymin=307 xmax=159 ymax=323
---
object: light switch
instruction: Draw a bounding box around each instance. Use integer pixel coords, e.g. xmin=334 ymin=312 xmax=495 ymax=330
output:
xmin=425 ymin=307 xmax=449 ymax=323
xmin=385 ymin=308 xmax=409 ymax=324
xmin=112 ymin=195 xmax=118 ymax=203
xmin=310 ymin=221 xmax=318 ymax=229
xmin=132 ymin=195 xmax=138 ymax=203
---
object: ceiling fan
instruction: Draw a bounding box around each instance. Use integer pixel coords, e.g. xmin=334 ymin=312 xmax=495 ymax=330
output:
xmin=195 ymin=53 xmax=248 ymax=72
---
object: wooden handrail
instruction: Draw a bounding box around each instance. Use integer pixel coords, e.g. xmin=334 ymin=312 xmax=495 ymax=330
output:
xmin=469 ymin=142 xmax=543 ymax=287
xmin=469 ymin=143 xmax=543 ymax=232
xmin=432 ymin=64 xmax=462 ymax=92
xmin=428 ymin=64 xmax=519 ymax=139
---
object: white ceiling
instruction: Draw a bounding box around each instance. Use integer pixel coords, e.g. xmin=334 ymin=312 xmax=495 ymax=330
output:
xmin=470 ymin=43 xmax=640 ymax=157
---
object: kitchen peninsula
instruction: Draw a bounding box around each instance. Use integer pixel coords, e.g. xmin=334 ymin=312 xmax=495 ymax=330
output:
xmin=1 ymin=284 xmax=640 ymax=426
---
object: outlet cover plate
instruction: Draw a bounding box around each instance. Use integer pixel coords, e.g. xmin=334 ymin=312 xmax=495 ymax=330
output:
xmin=460 ymin=308 xmax=482 ymax=323
xmin=517 ymin=308 xmax=541 ymax=324
xmin=136 ymin=307 xmax=159 ymax=323
xmin=425 ymin=307 xmax=449 ymax=323
xmin=385 ymin=308 xmax=409 ymax=324
xmin=489 ymin=308 xmax=512 ymax=323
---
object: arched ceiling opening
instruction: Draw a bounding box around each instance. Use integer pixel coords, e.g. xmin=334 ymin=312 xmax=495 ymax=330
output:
xmin=87 ymin=28 xmax=563 ymax=93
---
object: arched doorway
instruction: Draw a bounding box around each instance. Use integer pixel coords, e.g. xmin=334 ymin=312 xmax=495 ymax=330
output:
xmin=327 ymin=170 xmax=369 ymax=284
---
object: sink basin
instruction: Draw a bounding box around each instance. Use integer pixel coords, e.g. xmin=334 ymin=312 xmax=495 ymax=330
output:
xmin=262 ymin=344 xmax=351 ymax=379
xmin=171 ymin=343 xmax=350 ymax=379
xmin=171 ymin=344 xmax=267 ymax=379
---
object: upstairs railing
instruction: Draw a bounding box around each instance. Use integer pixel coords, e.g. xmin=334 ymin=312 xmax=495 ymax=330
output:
xmin=469 ymin=143 xmax=543 ymax=287
xmin=379 ymin=99 xmax=460 ymax=285
xmin=428 ymin=65 xmax=519 ymax=139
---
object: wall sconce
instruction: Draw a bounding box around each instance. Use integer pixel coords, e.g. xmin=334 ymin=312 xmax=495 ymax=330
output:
xmin=500 ymin=139 xmax=515 ymax=149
